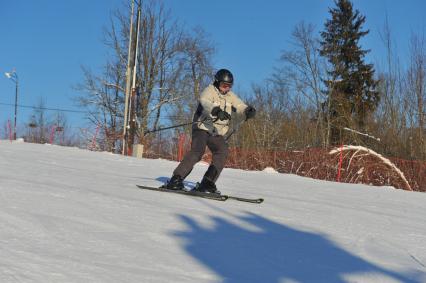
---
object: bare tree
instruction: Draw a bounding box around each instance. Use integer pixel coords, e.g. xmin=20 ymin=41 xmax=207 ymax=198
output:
xmin=23 ymin=98 xmax=74 ymax=145
xmin=272 ymin=22 xmax=326 ymax=147
xmin=374 ymin=17 xmax=407 ymax=156
xmin=167 ymin=27 xmax=215 ymax=133
xmin=75 ymin=63 xmax=123 ymax=152
xmin=406 ymin=33 xmax=426 ymax=159
xmin=76 ymin=0 xmax=215 ymax=153
xmin=27 ymin=98 xmax=50 ymax=144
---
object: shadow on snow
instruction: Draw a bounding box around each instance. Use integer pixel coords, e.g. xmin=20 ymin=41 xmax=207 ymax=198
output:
xmin=172 ymin=212 xmax=419 ymax=283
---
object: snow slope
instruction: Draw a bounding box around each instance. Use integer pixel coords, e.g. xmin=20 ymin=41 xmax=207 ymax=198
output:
xmin=1 ymin=141 xmax=425 ymax=283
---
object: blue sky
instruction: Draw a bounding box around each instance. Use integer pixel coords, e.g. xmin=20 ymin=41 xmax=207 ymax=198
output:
xmin=1 ymin=0 xmax=425 ymax=134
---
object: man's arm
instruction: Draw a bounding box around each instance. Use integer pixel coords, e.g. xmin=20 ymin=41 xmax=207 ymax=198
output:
xmin=230 ymin=93 xmax=255 ymax=120
xmin=199 ymin=86 xmax=219 ymax=115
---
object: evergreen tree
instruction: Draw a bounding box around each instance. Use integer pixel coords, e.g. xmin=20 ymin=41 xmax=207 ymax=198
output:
xmin=320 ymin=0 xmax=380 ymax=145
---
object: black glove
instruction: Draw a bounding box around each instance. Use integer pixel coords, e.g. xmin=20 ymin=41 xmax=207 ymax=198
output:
xmin=244 ymin=105 xmax=256 ymax=120
xmin=211 ymin=106 xmax=231 ymax=121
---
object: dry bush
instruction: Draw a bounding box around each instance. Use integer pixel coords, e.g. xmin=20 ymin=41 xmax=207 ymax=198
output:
xmin=198 ymin=146 xmax=425 ymax=192
xmin=144 ymin=132 xmax=425 ymax=192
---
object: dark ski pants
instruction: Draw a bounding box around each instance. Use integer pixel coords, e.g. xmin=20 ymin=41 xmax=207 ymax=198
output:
xmin=173 ymin=129 xmax=229 ymax=183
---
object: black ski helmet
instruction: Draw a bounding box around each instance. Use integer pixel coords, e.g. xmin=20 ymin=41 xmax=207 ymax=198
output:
xmin=214 ymin=69 xmax=234 ymax=85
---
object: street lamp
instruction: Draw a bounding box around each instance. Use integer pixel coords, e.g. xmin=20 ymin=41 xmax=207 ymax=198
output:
xmin=4 ymin=70 xmax=19 ymax=140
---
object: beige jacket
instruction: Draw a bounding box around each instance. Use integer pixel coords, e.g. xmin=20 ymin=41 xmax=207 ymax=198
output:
xmin=193 ymin=84 xmax=248 ymax=137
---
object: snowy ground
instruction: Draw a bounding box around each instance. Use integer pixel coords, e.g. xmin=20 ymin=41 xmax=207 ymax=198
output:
xmin=1 ymin=140 xmax=425 ymax=283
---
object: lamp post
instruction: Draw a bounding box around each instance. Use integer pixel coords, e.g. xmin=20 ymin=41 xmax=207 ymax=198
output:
xmin=5 ymin=70 xmax=19 ymax=140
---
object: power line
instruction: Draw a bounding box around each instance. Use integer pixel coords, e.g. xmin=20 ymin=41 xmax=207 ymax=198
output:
xmin=0 ymin=101 xmax=200 ymax=126
xmin=0 ymin=102 xmax=86 ymax=114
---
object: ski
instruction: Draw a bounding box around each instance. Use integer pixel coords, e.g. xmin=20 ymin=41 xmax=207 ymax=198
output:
xmin=227 ymin=195 xmax=264 ymax=204
xmin=136 ymin=185 xmax=264 ymax=204
xmin=136 ymin=185 xmax=228 ymax=201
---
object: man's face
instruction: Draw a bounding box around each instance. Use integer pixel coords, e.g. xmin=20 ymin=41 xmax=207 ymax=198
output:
xmin=218 ymin=82 xmax=232 ymax=94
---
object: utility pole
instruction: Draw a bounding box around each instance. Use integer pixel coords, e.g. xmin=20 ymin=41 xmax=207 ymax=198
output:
xmin=127 ymin=4 xmax=141 ymax=156
xmin=13 ymin=77 xmax=18 ymax=140
xmin=5 ymin=70 xmax=19 ymax=140
xmin=122 ymin=0 xmax=141 ymax=156
xmin=122 ymin=0 xmax=135 ymax=155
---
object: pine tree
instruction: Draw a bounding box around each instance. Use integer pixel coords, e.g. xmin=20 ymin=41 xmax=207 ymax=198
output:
xmin=320 ymin=0 xmax=380 ymax=145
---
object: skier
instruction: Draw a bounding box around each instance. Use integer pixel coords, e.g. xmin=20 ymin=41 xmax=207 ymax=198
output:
xmin=165 ymin=69 xmax=256 ymax=194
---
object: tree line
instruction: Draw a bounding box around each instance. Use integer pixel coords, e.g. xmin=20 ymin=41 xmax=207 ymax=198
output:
xmin=32 ymin=0 xmax=424 ymax=161
xmin=235 ymin=0 xmax=425 ymax=161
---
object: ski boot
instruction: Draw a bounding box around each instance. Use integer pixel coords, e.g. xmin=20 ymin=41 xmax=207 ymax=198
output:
xmin=194 ymin=177 xmax=221 ymax=195
xmin=165 ymin=175 xmax=184 ymax=190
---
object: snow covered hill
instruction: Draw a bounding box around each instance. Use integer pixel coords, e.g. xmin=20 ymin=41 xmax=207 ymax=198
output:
xmin=1 ymin=140 xmax=425 ymax=283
